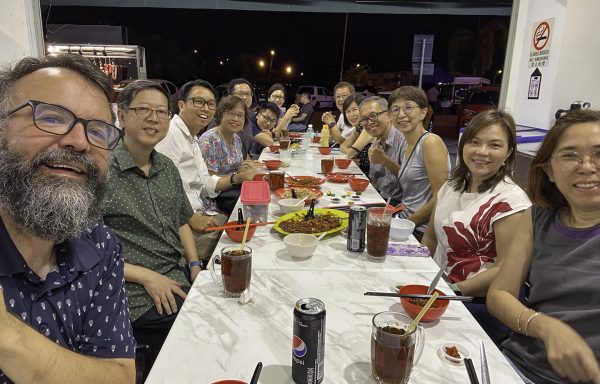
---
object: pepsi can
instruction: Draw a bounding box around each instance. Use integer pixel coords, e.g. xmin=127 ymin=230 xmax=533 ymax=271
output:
xmin=292 ymin=298 xmax=325 ymax=384
xmin=347 ymin=206 xmax=366 ymax=252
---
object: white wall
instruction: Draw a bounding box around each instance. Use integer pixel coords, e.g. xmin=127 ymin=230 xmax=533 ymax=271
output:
xmin=0 ymin=0 xmax=44 ymax=67
xmin=501 ymin=0 xmax=600 ymax=129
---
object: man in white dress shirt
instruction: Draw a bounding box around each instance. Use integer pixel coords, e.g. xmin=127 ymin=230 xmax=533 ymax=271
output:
xmin=156 ymin=80 xmax=258 ymax=263
xmin=321 ymin=81 xmax=356 ymax=145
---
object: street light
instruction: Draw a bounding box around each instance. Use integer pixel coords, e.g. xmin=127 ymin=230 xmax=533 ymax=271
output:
xmin=258 ymin=59 xmax=265 ymax=68
xmin=493 ymin=69 xmax=503 ymax=84
xmin=285 ymin=66 xmax=292 ymax=75
xmin=269 ymin=50 xmax=275 ymax=80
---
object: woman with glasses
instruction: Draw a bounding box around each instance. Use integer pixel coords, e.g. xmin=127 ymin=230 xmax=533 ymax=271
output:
xmin=421 ymin=110 xmax=531 ymax=343
xmin=266 ymin=84 xmax=299 ymax=139
xmin=389 ymin=86 xmax=450 ymax=241
xmin=487 ymin=110 xmax=600 ymax=384
xmin=198 ymin=95 xmax=261 ymax=214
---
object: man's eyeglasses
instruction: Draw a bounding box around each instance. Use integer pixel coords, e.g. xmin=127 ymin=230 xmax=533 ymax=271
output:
xmin=552 ymin=150 xmax=600 ymax=171
xmin=335 ymin=94 xmax=350 ymax=100
xmin=358 ymin=110 xmax=388 ymax=126
xmin=127 ymin=106 xmax=172 ymax=121
xmin=185 ymin=97 xmax=216 ymax=110
xmin=258 ymin=113 xmax=277 ymax=126
xmin=1 ymin=100 xmax=123 ymax=150
xmin=233 ymin=91 xmax=252 ymax=99
xmin=224 ymin=110 xmax=245 ymax=120
xmin=390 ymin=103 xmax=419 ymax=116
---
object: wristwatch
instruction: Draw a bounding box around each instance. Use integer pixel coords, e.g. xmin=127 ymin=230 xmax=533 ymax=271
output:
xmin=229 ymin=172 xmax=238 ymax=185
xmin=187 ymin=260 xmax=203 ymax=269
xmin=327 ymin=121 xmax=336 ymax=129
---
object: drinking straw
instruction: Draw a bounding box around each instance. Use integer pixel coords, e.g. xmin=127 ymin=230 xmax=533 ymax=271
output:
xmin=405 ymin=292 xmax=439 ymax=334
xmin=240 ymin=218 xmax=251 ymax=251
xmin=249 ymin=361 xmax=262 ymax=384
xmin=385 ymin=196 xmax=392 ymax=213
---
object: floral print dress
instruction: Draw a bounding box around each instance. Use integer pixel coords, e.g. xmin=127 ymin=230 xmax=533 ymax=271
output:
xmin=198 ymin=127 xmax=243 ymax=175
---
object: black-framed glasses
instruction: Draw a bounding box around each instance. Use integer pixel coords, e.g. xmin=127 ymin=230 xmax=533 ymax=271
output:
xmin=390 ymin=103 xmax=419 ymax=116
xmin=1 ymin=100 xmax=123 ymax=150
xmin=127 ymin=106 xmax=172 ymax=120
xmin=258 ymin=113 xmax=277 ymax=126
xmin=358 ymin=110 xmax=388 ymax=126
xmin=552 ymin=150 xmax=600 ymax=171
xmin=185 ymin=97 xmax=217 ymax=110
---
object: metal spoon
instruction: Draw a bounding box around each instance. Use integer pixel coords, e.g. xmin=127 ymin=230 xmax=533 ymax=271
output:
xmin=427 ymin=260 xmax=449 ymax=294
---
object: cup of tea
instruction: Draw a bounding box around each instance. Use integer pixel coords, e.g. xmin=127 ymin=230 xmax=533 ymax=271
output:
xmin=320 ymin=157 xmax=334 ymax=174
xmin=367 ymin=207 xmax=392 ymax=261
xmin=371 ymin=311 xmax=425 ymax=384
xmin=280 ymin=149 xmax=292 ymax=167
xmin=264 ymin=170 xmax=284 ymax=190
xmin=209 ymin=245 xmax=252 ymax=297
xmin=279 ymin=139 xmax=290 ymax=150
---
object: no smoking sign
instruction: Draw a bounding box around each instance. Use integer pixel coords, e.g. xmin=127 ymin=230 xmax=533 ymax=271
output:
xmin=529 ymin=18 xmax=554 ymax=68
xmin=533 ymin=21 xmax=550 ymax=51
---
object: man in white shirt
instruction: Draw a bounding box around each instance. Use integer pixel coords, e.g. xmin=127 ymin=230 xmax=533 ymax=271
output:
xmin=156 ymin=80 xmax=258 ymax=263
xmin=322 ymin=81 xmax=356 ymax=145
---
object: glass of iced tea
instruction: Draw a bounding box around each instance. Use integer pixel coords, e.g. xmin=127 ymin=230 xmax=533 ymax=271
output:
xmin=209 ymin=245 xmax=252 ymax=297
xmin=320 ymin=157 xmax=334 ymax=174
xmin=367 ymin=207 xmax=392 ymax=261
xmin=266 ymin=170 xmax=284 ymax=190
xmin=371 ymin=311 xmax=424 ymax=384
xmin=279 ymin=139 xmax=290 ymax=150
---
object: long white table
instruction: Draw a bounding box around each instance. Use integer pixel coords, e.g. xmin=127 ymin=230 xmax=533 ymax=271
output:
xmin=146 ymin=144 xmax=524 ymax=383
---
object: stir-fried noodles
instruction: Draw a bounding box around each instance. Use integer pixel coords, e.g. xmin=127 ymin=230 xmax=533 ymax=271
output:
xmin=279 ymin=212 xmax=341 ymax=234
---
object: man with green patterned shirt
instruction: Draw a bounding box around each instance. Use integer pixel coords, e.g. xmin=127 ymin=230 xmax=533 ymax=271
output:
xmin=103 ymin=80 xmax=202 ymax=364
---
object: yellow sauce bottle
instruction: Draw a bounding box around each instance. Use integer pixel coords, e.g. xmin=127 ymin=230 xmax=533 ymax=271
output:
xmin=320 ymin=124 xmax=330 ymax=147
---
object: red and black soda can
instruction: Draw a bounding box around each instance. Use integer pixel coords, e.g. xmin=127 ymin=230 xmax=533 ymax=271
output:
xmin=347 ymin=205 xmax=367 ymax=252
xmin=292 ymin=298 xmax=326 ymax=384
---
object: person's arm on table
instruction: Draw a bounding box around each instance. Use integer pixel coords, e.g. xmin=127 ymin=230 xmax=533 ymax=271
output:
xmin=179 ymin=223 xmax=202 ymax=282
xmin=322 ymin=111 xmax=345 ymax=145
xmin=420 ymin=208 xmax=438 ymax=257
xmin=344 ymin=129 xmax=374 ymax=158
xmin=455 ymin=212 xmax=524 ymax=297
xmin=340 ymin=129 xmax=360 ymax=154
xmin=254 ymin=131 xmax=275 ymax=147
xmin=487 ymin=209 xmax=600 ymax=384
xmin=405 ymin=136 xmax=448 ymax=226
xmin=0 ymin=296 xmax=135 ymax=384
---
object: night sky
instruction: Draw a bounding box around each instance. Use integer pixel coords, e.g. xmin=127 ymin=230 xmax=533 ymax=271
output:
xmin=43 ymin=6 xmax=509 ymax=89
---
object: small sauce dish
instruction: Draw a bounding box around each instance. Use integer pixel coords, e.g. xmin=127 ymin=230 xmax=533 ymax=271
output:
xmin=440 ymin=341 xmax=470 ymax=363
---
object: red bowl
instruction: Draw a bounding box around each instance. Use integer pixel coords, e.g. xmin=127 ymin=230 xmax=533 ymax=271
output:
xmin=399 ymin=284 xmax=449 ymax=323
xmin=312 ymin=136 xmax=321 ymax=143
xmin=318 ymin=147 xmax=332 ymax=155
xmin=263 ymin=160 xmax=282 ymax=170
xmin=348 ymin=177 xmax=369 ymax=191
xmin=268 ymin=145 xmax=280 ymax=153
xmin=223 ymin=221 xmax=256 ymax=243
xmin=335 ymin=158 xmax=352 ymax=169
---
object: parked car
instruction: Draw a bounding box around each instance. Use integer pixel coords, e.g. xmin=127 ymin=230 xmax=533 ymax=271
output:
xmin=456 ymin=86 xmax=500 ymax=128
xmin=296 ymin=85 xmax=335 ymax=109
xmin=112 ymin=79 xmax=180 ymax=113
xmin=356 ymin=85 xmax=379 ymax=98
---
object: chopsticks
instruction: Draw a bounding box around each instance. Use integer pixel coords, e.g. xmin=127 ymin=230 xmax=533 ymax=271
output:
xmin=317 ymin=172 xmax=362 ymax=175
xmin=204 ymin=221 xmax=275 ymax=232
xmin=363 ymin=292 xmax=474 ymax=302
xmin=480 ymin=341 xmax=491 ymax=384
xmin=322 ymin=202 xmax=388 ymax=211
xmin=464 ymin=358 xmax=480 ymax=384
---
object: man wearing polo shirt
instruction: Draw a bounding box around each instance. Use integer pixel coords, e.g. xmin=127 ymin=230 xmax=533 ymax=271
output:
xmin=103 ymin=80 xmax=201 ymax=362
xmin=360 ymin=96 xmax=407 ymax=206
xmin=0 ymin=54 xmax=135 ymax=383
xmin=156 ymin=79 xmax=259 ymax=263
xmin=322 ymin=81 xmax=356 ymax=145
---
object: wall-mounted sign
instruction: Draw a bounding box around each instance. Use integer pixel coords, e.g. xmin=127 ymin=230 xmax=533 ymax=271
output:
xmin=528 ymin=68 xmax=542 ymax=99
xmin=528 ymin=18 xmax=554 ymax=68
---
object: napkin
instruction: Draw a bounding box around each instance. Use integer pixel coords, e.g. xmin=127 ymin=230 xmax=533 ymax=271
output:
xmin=386 ymin=243 xmax=430 ymax=257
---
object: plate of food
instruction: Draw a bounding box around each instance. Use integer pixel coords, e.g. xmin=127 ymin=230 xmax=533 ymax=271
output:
xmin=285 ymin=176 xmax=325 ymax=188
xmin=274 ymin=187 xmax=323 ymax=204
xmin=274 ymin=208 xmax=349 ymax=235
xmin=324 ymin=173 xmax=355 ymax=183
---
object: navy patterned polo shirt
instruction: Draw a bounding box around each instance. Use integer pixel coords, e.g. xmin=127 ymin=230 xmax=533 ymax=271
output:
xmin=0 ymin=218 xmax=136 ymax=383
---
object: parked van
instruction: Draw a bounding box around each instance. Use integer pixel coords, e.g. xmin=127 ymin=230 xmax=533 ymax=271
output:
xmin=296 ymin=85 xmax=335 ymax=109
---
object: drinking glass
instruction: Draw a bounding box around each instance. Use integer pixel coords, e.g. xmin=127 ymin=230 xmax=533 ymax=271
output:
xmin=209 ymin=245 xmax=252 ymax=297
xmin=367 ymin=207 xmax=392 ymax=261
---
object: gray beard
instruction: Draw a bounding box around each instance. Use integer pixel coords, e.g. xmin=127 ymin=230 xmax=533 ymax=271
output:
xmin=0 ymin=139 xmax=107 ymax=242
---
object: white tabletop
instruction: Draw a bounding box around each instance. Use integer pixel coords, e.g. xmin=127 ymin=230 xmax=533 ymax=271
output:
xmin=146 ymin=145 xmax=524 ymax=384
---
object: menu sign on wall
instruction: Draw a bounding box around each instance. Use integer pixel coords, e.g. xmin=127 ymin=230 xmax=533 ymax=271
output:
xmin=529 ymin=18 xmax=554 ymax=68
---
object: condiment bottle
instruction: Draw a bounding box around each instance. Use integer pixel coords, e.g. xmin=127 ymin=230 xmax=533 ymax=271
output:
xmin=320 ymin=124 xmax=330 ymax=147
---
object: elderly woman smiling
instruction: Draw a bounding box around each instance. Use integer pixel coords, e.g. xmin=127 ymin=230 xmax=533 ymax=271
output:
xmin=488 ymin=110 xmax=600 ymax=383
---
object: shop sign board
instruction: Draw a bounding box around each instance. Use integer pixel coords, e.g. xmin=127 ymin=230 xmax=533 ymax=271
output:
xmin=528 ymin=18 xmax=554 ymax=68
